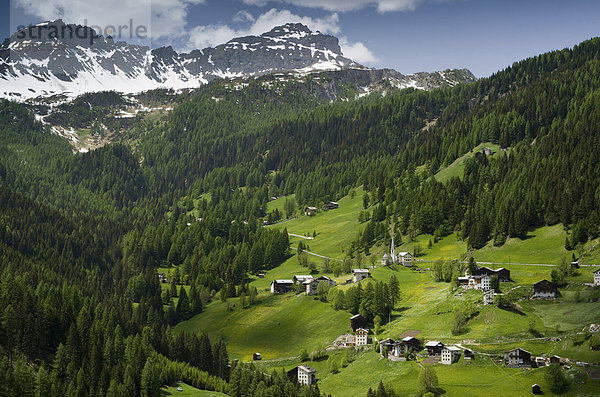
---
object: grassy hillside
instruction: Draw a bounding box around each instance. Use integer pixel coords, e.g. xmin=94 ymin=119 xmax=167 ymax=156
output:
xmin=268 ymin=187 xmax=367 ymax=259
xmin=396 ymin=224 xmax=575 ymax=266
xmin=175 ymin=292 xmax=350 ymax=361
xmin=176 ymin=186 xmax=600 ymax=395
xmin=433 ymin=142 xmax=503 ymax=183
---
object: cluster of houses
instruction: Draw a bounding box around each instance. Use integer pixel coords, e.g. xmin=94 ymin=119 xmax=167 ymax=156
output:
xmin=304 ymin=201 xmax=339 ymax=217
xmin=381 ymin=238 xmax=412 ymax=267
xmin=504 ymin=348 xmax=586 ymax=368
xmin=270 ymin=275 xmax=336 ymax=294
xmin=594 ymin=269 xmax=600 ymax=285
xmin=458 ymin=265 xmax=511 ymax=291
xmin=379 ymin=337 xmax=468 ymax=365
xmin=377 ymin=338 xmax=582 ymax=369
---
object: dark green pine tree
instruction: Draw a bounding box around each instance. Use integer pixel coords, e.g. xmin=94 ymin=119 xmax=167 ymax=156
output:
xmin=176 ymin=286 xmax=191 ymax=320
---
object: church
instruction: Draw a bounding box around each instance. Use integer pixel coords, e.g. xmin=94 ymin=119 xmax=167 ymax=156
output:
xmin=381 ymin=238 xmax=412 ymax=267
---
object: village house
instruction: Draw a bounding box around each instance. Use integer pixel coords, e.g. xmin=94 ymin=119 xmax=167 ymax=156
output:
xmin=594 ymin=269 xmax=600 ymax=286
xmin=304 ymin=276 xmax=336 ymax=295
xmin=504 ymin=348 xmax=532 ymax=367
xmin=304 ymin=206 xmax=318 ymax=216
xmin=350 ymin=314 xmax=368 ymax=331
xmin=348 ymin=328 xmax=369 ymax=346
xmin=425 ymin=341 xmax=444 ymax=356
xmin=468 ymin=275 xmax=491 ymax=291
xmin=483 ymin=290 xmax=495 ymax=305
xmin=353 ymin=269 xmax=371 ymax=283
xmin=397 ymin=251 xmax=412 ymax=267
xmin=253 ymin=353 xmax=262 ymax=360
xmin=441 ymin=346 xmax=461 ymax=365
xmin=469 ymin=265 xmax=511 ymax=282
xmin=532 ymin=279 xmax=557 ymax=299
xmin=293 ymin=275 xmax=313 ymax=284
xmin=532 ymin=384 xmax=542 ymax=395
xmin=549 ymin=355 xmax=562 ymax=365
xmin=392 ymin=336 xmax=421 ymax=358
xmin=379 ymin=337 xmax=414 ymax=359
xmin=379 ymin=338 xmax=396 ymax=356
xmin=535 ymin=357 xmax=547 ymax=367
xmin=297 ymin=365 xmax=316 ymax=386
xmin=270 ymin=279 xmax=294 ymax=293
xmin=325 ymin=201 xmax=339 ymax=210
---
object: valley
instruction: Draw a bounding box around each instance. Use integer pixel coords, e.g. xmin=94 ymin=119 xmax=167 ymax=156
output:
xmin=1 ymin=15 xmax=600 ymax=397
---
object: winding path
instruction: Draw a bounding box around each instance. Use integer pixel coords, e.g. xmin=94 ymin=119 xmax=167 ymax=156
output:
xmin=289 ymin=246 xmax=343 ymax=262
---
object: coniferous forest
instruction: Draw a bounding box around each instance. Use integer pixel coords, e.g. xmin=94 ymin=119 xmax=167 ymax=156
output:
xmin=1 ymin=37 xmax=600 ymax=395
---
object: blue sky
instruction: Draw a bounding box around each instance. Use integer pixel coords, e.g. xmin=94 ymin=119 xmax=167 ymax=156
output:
xmin=3 ymin=0 xmax=600 ymax=77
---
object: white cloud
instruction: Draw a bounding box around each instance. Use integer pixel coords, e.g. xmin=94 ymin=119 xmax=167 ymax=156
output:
xmin=240 ymin=0 xmax=428 ymax=13
xmin=339 ymin=37 xmax=379 ymax=65
xmin=187 ymin=24 xmax=237 ymax=50
xmin=184 ymin=8 xmax=341 ymax=50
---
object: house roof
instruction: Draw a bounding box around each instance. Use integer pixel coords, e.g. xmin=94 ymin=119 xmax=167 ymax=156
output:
xmin=382 ymin=253 xmax=390 ymax=259
xmin=379 ymin=338 xmax=396 ymax=344
xmin=316 ymin=276 xmax=333 ymax=281
xmin=594 ymin=269 xmax=600 ymax=274
xmin=350 ymin=314 xmax=365 ymax=320
xmin=444 ymin=346 xmax=461 ymax=351
xmin=425 ymin=341 xmax=443 ymax=347
xmin=298 ymin=365 xmax=316 ymax=373
xmin=306 ymin=206 xmax=317 ymax=210
xmin=355 ymin=327 xmax=369 ymax=333
xmin=274 ymin=279 xmax=293 ymax=284
xmin=294 ymin=275 xmax=313 ymax=280
xmin=397 ymin=251 xmax=410 ymax=256
xmin=402 ymin=336 xmax=417 ymax=342
xmin=533 ymin=279 xmax=556 ymax=291
xmin=353 ymin=269 xmax=370 ymax=273
xmin=507 ymin=347 xmax=531 ymax=355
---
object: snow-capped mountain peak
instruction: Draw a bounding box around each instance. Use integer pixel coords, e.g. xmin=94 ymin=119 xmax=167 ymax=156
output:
xmin=0 ymin=20 xmax=475 ymax=101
